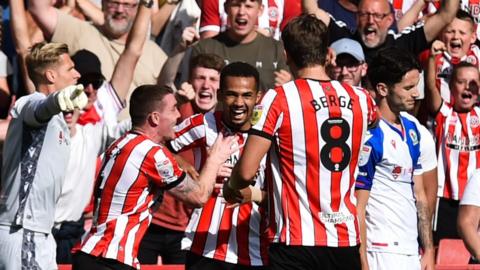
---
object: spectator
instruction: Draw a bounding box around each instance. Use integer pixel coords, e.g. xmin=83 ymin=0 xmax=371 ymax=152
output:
xmin=426 ymin=41 xmax=480 ymax=244
xmin=29 ymin=0 xmax=167 ymax=104
xmin=191 ymin=0 xmax=291 ymax=91
xmin=0 ymin=42 xmax=87 ymax=269
xmin=200 ymin=0 xmax=301 ymax=40
xmin=303 ymin=0 xmax=460 ymax=64
xmin=356 ymin=47 xmax=434 ymax=270
xmin=329 ymin=38 xmax=367 ymax=87
xmin=428 ymin=10 xmax=479 ymax=105
xmin=224 ymin=14 xmax=378 ymax=269
xmin=73 ymin=84 xmax=238 ymax=270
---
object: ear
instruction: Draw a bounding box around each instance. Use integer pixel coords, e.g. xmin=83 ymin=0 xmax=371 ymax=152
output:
xmin=384 ymin=13 xmax=395 ymax=28
xmin=376 ymin=82 xmax=389 ymax=97
xmin=360 ymin=63 xmax=368 ymax=77
xmin=258 ymin=2 xmax=264 ymax=16
xmin=148 ymin=112 xmax=160 ymax=126
xmin=255 ymin=90 xmax=262 ymax=103
xmin=44 ymin=69 xmax=56 ymax=84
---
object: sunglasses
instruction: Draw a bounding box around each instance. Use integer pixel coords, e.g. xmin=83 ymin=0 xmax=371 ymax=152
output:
xmin=79 ymin=76 xmax=104 ymax=90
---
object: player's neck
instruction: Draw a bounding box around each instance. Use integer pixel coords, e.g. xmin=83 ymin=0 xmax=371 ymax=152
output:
xmin=380 ymin=107 xmax=402 ymax=127
xmin=296 ymin=66 xmax=330 ymax=81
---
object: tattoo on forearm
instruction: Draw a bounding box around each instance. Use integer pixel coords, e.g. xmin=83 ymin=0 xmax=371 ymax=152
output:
xmin=175 ymin=177 xmax=200 ymax=195
xmin=417 ymin=201 xmax=434 ymax=249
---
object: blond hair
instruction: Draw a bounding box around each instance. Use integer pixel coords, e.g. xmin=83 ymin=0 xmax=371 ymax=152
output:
xmin=26 ymin=42 xmax=69 ymax=85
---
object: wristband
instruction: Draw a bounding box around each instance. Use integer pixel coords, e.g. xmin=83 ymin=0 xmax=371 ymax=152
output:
xmin=139 ymin=0 xmax=154 ymax=8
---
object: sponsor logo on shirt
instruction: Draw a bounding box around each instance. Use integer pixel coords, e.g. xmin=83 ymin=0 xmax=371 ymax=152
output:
xmin=319 ymin=211 xmax=354 ymax=224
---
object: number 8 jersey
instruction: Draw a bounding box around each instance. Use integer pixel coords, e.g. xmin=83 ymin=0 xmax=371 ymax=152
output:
xmin=250 ymin=79 xmax=378 ymax=247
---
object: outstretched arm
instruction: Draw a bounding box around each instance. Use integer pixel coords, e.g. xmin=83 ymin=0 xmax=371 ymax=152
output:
xmin=10 ymin=0 xmax=35 ymax=93
xmin=423 ymin=0 xmax=459 ymax=43
xmin=425 ymin=40 xmax=445 ymax=115
xmin=302 ymin=0 xmax=331 ymax=26
xmin=76 ymin=0 xmax=105 ymax=26
xmin=157 ymin=26 xmax=199 ymax=88
xmin=110 ymin=1 xmax=153 ymax=103
xmin=397 ymin=0 xmax=427 ymax=32
xmin=28 ymin=0 xmax=59 ymax=39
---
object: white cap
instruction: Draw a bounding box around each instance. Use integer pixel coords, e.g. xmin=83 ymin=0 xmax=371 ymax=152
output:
xmin=330 ymin=38 xmax=365 ymax=62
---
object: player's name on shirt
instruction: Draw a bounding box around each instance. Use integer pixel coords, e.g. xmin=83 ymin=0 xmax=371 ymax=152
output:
xmin=311 ymin=94 xmax=353 ymax=112
xmin=445 ymin=133 xmax=480 ymax=151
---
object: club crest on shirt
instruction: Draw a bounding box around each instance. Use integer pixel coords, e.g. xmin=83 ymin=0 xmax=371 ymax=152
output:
xmin=470 ymin=115 xmax=480 ymax=128
xmin=251 ymin=104 xmax=263 ymax=126
xmin=409 ymin=129 xmax=419 ymax=145
xmin=358 ymin=145 xmax=372 ymax=166
xmin=466 ymin=55 xmax=478 ymax=66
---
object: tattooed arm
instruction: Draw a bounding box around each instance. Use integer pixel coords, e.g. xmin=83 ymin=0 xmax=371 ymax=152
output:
xmin=169 ymin=133 xmax=237 ymax=207
xmin=414 ymin=174 xmax=435 ymax=270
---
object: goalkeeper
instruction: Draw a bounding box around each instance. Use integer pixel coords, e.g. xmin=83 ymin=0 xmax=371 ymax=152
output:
xmin=0 ymin=42 xmax=87 ymax=270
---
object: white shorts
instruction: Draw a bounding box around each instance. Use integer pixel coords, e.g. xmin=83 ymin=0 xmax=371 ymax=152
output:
xmin=367 ymin=251 xmax=420 ymax=270
xmin=0 ymin=225 xmax=57 ymax=270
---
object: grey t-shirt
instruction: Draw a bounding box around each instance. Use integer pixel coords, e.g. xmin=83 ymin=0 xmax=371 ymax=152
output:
xmin=192 ymin=32 xmax=289 ymax=91
xmin=0 ymin=92 xmax=70 ymax=234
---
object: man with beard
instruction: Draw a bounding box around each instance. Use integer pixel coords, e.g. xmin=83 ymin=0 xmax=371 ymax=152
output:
xmin=29 ymin=0 xmax=166 ymax=100
xmin=303 ymin=0 xmax=459 ymax=64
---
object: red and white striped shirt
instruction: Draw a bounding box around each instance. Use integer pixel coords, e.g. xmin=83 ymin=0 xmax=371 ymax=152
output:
xmin=435 ymin=103 xmax=480 ymax=200
xmin=250 ymin=79 xmax=378 ymax=247
xmin=169 ymin=112 xmax=270 ymax=266
xmin=433 ymin=45 xmax=480 ymax=104
xmin=200 ymin=0 xmax=285 ymax=40
xmin=389 ymin=0 xmax=438 ymax=21
xmin=75 ymin=132 xmax=185 ymax=269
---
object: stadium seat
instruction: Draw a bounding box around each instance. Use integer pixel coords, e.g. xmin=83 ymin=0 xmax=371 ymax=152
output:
xmin=436 ymin=239 xmax=471 ymax=265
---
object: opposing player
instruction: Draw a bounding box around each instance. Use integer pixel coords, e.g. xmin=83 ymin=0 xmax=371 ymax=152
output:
xmin=223 ymin=14 xmax=378 ymax=269
xmin=72 ymin=85 xmax=238 ymax=270
xmin=356 ymin=47 xmax=434 ymax=270
xmin=168 ymin=62 xmax=269 ymax=269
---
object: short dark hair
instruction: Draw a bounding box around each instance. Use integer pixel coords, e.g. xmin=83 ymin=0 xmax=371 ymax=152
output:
xmin=456 ymin=9 xmax=475 ymax=26
xmin=189 ymin=53 xmax=225 ymax=76
xmin=367 ymin=47 xmax=421 ymax=89
xmin=281 ymin=14 xmax=329 ymax=68
xmin=220 ymin=62 xmax=260 ymax=92
xmin=450 ymin=61 xmax=479 ymax=86
xmin=129 ymin=84 xmax=174 ymax=127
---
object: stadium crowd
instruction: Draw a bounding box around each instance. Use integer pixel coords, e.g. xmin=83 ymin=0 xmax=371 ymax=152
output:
xmin=1 ymin=0 xmax=480 ymax=269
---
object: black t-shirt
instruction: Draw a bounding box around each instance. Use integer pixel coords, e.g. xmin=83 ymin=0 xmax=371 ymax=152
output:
xmin=328 ymin=19 xmax=429 ymax=64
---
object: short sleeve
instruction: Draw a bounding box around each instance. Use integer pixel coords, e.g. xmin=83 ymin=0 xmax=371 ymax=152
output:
xmin=168 ymin=113 xmax=208 ymax=153
xmin=418 ymin=125 xmax=437 ymax=172
xmin=199 ymin=0 xmax=221 ymax=33
xmin=356 ymin=131 xmax=382 ymax=190
xmin=152 ymin=147 xmax=186 ymax=189
xmin=249 ymin=88 xmax=283 ymax=140
xmin=460 ymin=169 xmax=480 ymax=207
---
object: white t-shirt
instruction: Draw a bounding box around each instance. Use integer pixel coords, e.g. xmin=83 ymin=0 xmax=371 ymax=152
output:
xmin=54 ymin=82 xmax=124 ymax=223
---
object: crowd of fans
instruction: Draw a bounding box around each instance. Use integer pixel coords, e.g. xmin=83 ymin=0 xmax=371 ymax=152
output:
xmin=0 ymin=0 xmax=480 ymax=269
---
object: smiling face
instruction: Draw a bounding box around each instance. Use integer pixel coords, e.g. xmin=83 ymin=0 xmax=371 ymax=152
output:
xmin=224 ymin=0 xmax=263 ymax=43
xmin=385 ymin=69 xmax=420 ymax=113
xmin=102 ymin=0 xmax=138 ymax=38
xmin=357 ymin=0 xmax=394 ymax=48
xmin=441 ymin=18 xmax=476 ymax=59
xmin=450 ymin=66 xmax=480 ymax=113
xmin=155 ymin=93 xmax=181 ymax=143
xmin=190 ymin=66 xmax=221 ymax=113
xmin=220 ymin=76 xmax=260 ymax=131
